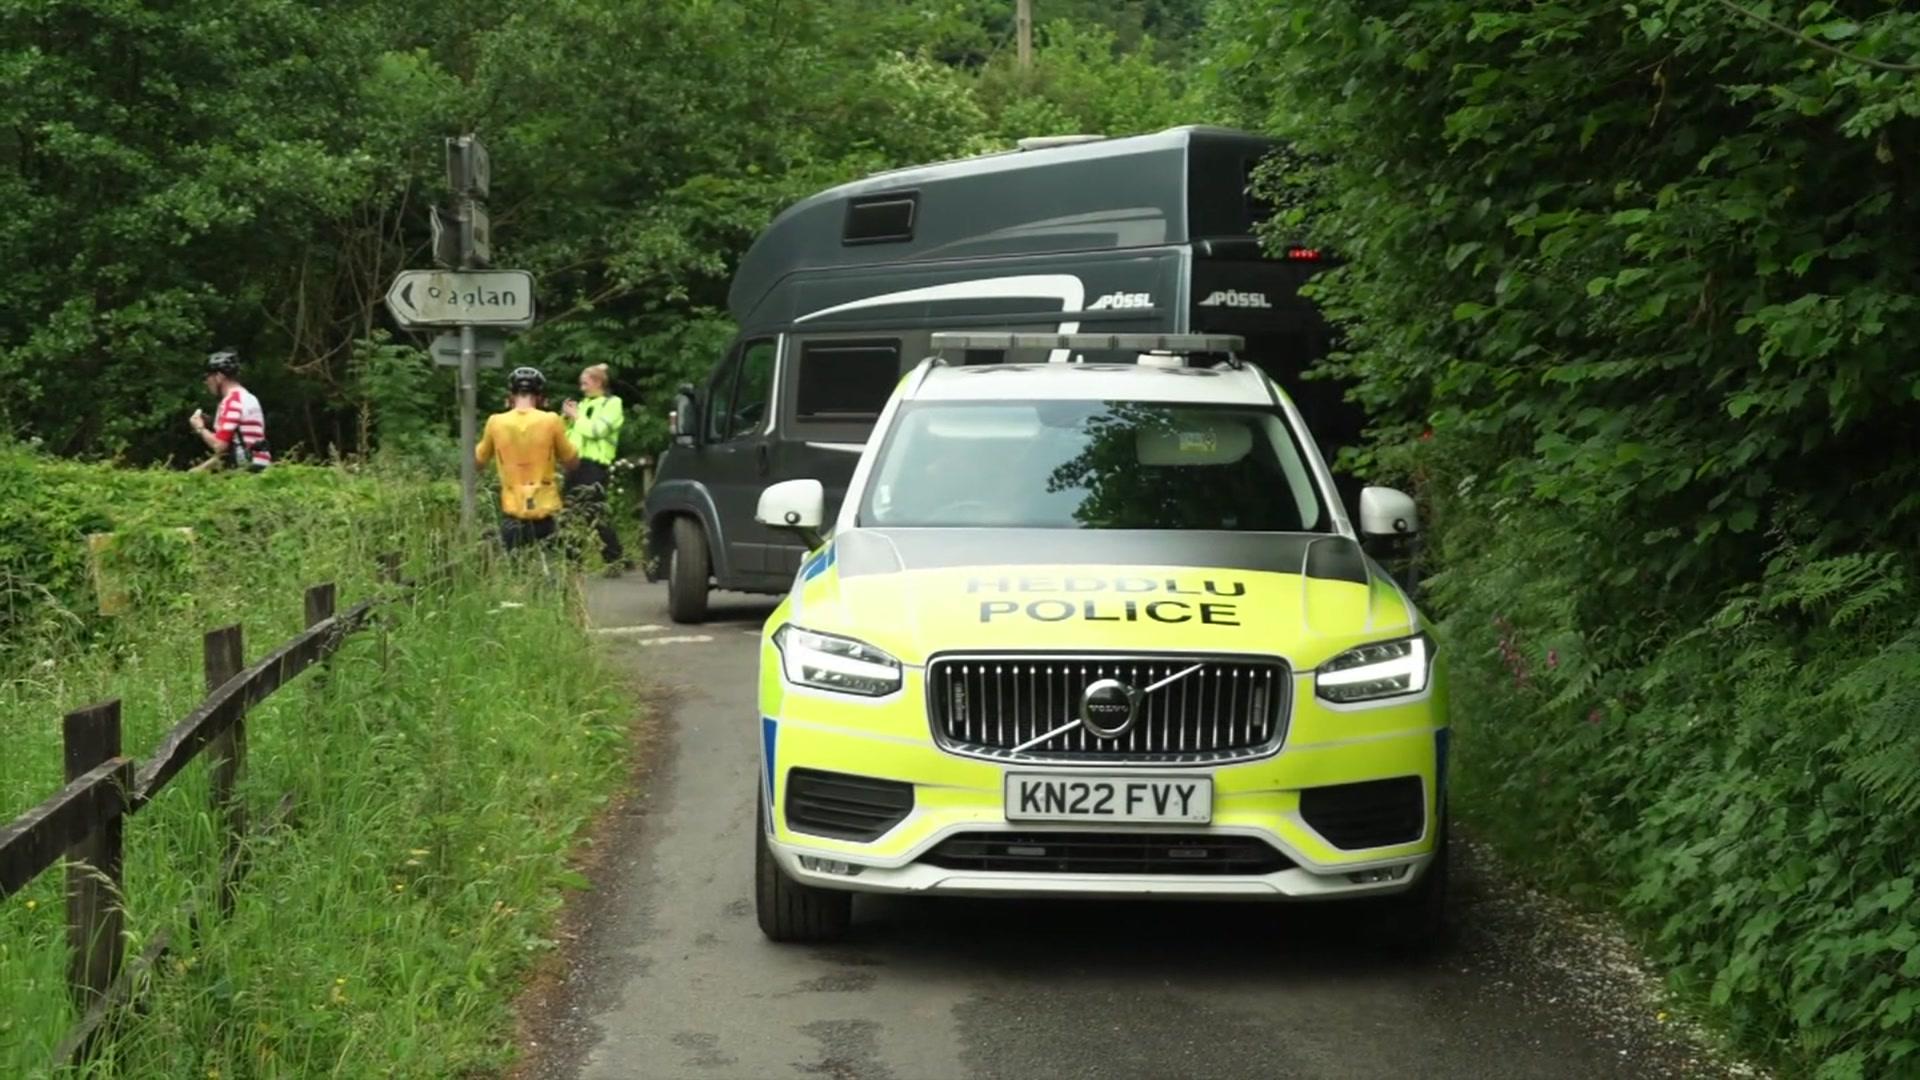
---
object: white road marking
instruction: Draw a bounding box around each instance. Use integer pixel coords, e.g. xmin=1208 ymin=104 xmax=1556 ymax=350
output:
xmin=636 ymin=634 xmax=714 ymax=647
xmin=588 ymin=624 xmax=667 ymax=636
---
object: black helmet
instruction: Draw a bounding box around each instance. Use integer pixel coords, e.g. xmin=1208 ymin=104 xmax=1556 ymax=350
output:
xmin=508 ymin=366 xmax=545 ymax=395
xmin=206 ymin=349 xmax=241 ymax=376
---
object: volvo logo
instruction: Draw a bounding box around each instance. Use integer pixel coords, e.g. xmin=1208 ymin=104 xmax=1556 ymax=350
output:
xmin=1079 ymin=678 xmax=1142 ymax=739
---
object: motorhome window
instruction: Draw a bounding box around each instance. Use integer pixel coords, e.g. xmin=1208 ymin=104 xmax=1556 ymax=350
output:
xmin=843 ymin=194 xmax=917 ymax=245
xmin=705 ymin=338 xmax=776 ymax=442
xmin=796 ymin=340 xmax=900 ymax=420
xmin=705 ymin=352 xmax=742 ymax=442
xmin=722 ymin=339 xmax=776 ymax=440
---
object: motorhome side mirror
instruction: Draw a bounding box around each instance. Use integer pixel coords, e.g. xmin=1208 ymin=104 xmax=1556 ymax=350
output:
xmin=670 ymin=388 xmax=699 ymax=446
xmin=756 ymin=479 xmax=827 ymax=548
xmin=1358 ymin=486 xmax=1420 ymax=538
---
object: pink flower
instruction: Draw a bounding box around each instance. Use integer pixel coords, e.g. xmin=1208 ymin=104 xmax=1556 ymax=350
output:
xmin=1547 ymin=649 xmax=1560 ymax=670
xmin=1586 ymin=708 xmax=1603 ymax=726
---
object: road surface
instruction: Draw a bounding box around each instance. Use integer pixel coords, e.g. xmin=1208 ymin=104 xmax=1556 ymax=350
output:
xmin=522 ymin=578 xmax=1741 ymax=1080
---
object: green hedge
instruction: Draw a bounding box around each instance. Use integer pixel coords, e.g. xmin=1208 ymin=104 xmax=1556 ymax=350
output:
xmin=1208 ymin=1 xmax=1920 ymax=1074
xmin=0 ymin=445 xmax=458 ymax=643
xmin=1430 ymin=499 xmax=1919 ymax=1077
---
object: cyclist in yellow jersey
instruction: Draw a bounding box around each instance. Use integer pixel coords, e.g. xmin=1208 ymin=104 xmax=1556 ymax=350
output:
xmin=475 ymin=366 xmax=579 ymax=550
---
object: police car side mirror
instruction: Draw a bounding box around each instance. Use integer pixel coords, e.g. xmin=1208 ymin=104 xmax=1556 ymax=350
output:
xmin=1358 ymin=486 xmax=1420 ymax=538
xmin=757 ymin=478 xmax=827 ymax=550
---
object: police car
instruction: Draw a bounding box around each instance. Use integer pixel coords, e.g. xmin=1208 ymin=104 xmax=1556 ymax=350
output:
xmin=752 ymin=333 xmax=1447 ymax=944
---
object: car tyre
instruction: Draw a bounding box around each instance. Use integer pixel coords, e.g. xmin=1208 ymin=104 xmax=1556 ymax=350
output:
xmin=667 ymin=516 xmax=710 ymax=624
xmin=1375 ymin=819 xmax=1449 ymax=953
xmin=755 ymin=800 xmax=852 ymax=943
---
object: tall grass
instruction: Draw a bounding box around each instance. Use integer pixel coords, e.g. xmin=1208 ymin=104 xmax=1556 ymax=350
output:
xmin=0 ymin=460 xmax=632 ymax=1077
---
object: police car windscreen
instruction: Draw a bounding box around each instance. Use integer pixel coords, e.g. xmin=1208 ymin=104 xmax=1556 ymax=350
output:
xmin=861 ymin=401 xmax=1326 ymax=531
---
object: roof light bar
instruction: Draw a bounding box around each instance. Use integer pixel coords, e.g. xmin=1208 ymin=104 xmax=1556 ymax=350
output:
xmin=929 ymin=331 xmax=1246 ymax=355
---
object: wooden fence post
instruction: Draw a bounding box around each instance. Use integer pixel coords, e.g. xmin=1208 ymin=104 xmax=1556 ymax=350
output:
xmin=63 ymin=701 xmax=123 ymax=1024
xmin=305 ymin=582 xmax=337 ymax=694
xmin=304 ymin=583 xmax=337 ymax=629
xmin=204 ymin=625 xmax=246 ymax=915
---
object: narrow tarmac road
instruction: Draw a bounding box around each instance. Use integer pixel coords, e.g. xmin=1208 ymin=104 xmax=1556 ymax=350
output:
xmin=523 ymin=578 xmax=1738 ymax=1080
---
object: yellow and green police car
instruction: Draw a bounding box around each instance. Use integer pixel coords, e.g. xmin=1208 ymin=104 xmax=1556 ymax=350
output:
xmin=751 ymin=332 xmax=1447 ymax=944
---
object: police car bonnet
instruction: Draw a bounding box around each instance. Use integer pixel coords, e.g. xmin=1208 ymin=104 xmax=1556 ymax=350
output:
xmin=829 ymin=529 xmax=1369 ymax=586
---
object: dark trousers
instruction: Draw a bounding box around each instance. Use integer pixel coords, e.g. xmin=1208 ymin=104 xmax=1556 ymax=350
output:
xmin=567 ymin=460 xmax=624 ymax=565
xmin=500 ymin=514 xmax=557 ymax=552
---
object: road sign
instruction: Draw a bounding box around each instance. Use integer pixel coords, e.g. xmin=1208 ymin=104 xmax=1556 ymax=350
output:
xmin=431 ymin=206 xmax=459 ymax=267
xmin=462 ymin=201 xmax=491 ymax=268
xmin=447 ymin=134 xmax=490 ymax=200
xmin=434 ymin=203 xmax=491 ymax=269
xmin=385 ymin=269 xmax=533 ymax=329
xmin=430 ymin=331 xmax=505 ymax=368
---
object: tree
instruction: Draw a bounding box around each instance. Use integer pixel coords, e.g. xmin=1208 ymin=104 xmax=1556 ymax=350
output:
xmin=0 ymin=0 xmax=1201 ymax=467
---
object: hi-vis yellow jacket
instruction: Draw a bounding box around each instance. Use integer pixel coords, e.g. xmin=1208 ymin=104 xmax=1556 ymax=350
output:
xmin=567 ymin=394 xmax=624 ymax=465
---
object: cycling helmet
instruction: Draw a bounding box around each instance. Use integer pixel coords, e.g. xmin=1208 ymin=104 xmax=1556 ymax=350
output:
xmin=507 ymin=366 xmax=546 ymax=395
xmin=206 ymin=350 xmax=242 ymax=376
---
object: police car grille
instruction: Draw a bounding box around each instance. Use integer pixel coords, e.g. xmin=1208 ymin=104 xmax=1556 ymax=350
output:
xmin=926 ymin=655 xmax=1289 ymax=764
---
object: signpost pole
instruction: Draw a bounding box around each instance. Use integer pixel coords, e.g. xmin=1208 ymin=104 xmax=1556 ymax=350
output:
xmin=458 ymin=324 xmax=478 ymax=530
xmin=450 ymin=137 xmax=491 ymax=533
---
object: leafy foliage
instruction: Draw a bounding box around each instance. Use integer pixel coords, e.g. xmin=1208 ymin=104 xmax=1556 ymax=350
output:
xmin=0 ymin=440 xmax=457 ymax=648
xmin=1209 ymin=0 xmax=1920 ymax=1072
xmin=0 ymin=0 xmax=1209 ymax=472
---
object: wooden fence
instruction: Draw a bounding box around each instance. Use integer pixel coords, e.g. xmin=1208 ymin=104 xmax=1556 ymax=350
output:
xmin=0 ymin=553 xmax=437 ymax=1065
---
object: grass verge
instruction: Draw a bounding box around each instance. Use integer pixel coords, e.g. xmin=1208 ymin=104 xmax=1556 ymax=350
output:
xmin=1 ymin=471 xmax=634 ymax=1077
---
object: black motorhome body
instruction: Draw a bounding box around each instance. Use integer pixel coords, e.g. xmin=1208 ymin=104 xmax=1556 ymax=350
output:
xmin=644 ymin=127 xmax=1358 ymax=622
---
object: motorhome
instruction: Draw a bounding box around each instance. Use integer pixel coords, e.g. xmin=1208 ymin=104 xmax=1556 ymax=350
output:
xmin=643 ymin=126 xmax=1358 ymax=622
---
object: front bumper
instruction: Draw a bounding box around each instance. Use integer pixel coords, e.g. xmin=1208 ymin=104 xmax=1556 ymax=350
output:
xmin=760 ymin=655 xmax=1449 ymax=902
xmin=768 ymin=826 xmax=1436 ymax=900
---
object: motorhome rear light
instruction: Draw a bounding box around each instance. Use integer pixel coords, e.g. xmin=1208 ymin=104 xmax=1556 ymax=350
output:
xmin=1286 ymin=247 xmax=1324 ymax=261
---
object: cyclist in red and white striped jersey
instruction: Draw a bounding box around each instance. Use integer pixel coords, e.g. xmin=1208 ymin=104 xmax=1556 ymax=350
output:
xmin=189 ymin=350 xmax=272 ymax=470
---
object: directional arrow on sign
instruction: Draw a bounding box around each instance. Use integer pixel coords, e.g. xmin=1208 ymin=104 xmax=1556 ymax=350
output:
xmin=385 ymin=269 xmax=534 ymax=329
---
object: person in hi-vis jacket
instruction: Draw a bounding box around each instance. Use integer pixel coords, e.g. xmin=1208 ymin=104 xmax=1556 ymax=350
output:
xmin=563 ymin=363 xmax=626 ymax=572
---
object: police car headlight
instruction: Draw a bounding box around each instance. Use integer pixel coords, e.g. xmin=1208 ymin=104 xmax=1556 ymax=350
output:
xmin=773 ymin=626 xmax=903 ymax=697
xmin=1316 ymin=633 xmax=1433 ymax=704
